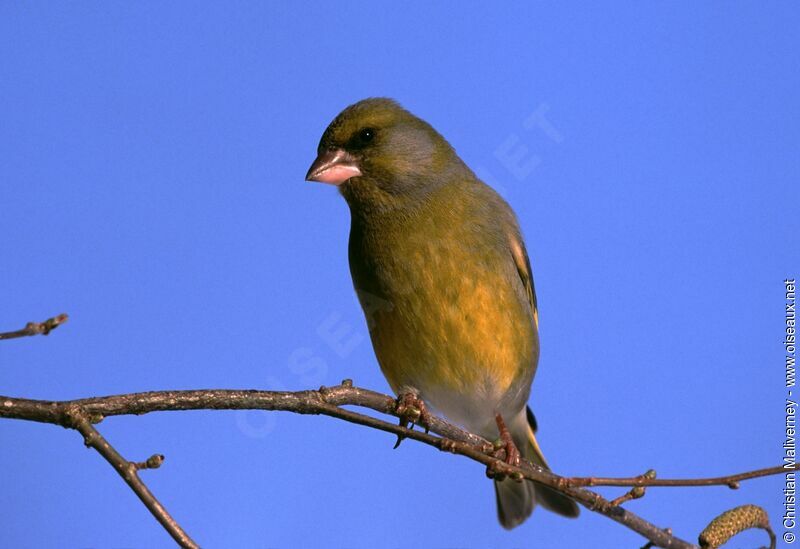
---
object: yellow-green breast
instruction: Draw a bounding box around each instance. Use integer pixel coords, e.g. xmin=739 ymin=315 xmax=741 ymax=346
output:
xmin=348 ymin=178 xmax=537 ymax=433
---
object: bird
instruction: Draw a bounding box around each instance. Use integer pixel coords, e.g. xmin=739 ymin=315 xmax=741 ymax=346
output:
xmin=305 ymin=98 xmax=579 ymax=528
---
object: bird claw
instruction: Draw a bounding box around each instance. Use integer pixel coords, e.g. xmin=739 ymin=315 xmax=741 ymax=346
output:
xmin=486 ymin=413 xmax=522 ymax=481
xmin=393 ymin=390 xmax=431 ymax=449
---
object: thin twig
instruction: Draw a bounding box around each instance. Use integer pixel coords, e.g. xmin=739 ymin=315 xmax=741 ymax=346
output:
xmin=610 ymin=486 xmax=646 ymax=507
xmin=567 ymin=465 xmax=795 ymax=489
xmin=63 ymin=406 xmax=199 ymax=549
xmin=0 ymin=382 xmax=725 ymax=548
xmin=0 ymin=314 xmax=68 ymax=340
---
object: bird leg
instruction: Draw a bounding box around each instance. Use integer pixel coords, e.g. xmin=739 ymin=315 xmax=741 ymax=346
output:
xmin=486 ymin=413 xmax=522 ymax=480
xmin=393 ymin=389 xmax=431 ymax=449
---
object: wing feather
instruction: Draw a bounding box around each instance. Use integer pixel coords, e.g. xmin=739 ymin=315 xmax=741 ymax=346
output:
xmin=507 ymin=232 xmax=538 ymax=329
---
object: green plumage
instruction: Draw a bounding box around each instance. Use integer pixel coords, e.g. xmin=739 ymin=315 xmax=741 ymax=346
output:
xmin=310 ymin=98 xmax=578 ymax=528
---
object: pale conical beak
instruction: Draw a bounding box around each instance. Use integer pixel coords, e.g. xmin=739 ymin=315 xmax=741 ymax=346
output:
xmin=305 ymin=149 xmax=362 ymax=185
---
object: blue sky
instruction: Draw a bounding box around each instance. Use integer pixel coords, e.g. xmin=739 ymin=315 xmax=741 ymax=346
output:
xmin=1 ymin=3 xmax=798 ymax=548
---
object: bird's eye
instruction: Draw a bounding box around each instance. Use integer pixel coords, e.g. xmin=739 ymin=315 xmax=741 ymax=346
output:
xmin=348 ymin=127 xmax=377 ymax=151
xmin=358 ymin=128 xmax=375 ymax=144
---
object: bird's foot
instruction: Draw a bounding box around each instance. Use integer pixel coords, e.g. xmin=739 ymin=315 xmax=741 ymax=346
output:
xmin=486 ymin=413 xmax=522 ymax=481
xmin=393 ymin=389 xmax=431 ymax=449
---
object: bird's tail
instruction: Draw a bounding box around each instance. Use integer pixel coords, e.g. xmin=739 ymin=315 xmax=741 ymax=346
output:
xmin=494 ymin=406 xmax=579 ymax=529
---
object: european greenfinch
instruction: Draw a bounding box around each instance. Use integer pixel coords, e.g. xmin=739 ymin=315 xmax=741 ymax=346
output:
xmin=306 ymin=98 xmax=579 ymax=528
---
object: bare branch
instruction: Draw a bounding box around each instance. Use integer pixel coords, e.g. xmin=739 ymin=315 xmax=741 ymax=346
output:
xmin=567 ymin=465 xmax=794 ymax=490
xmin=0 ymin=381 xmax=745 ymax=548
xmin=0 ymin=314 xmax=68 ymax=340
xmin=63 ymin=406 xmax=199 ymax=549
